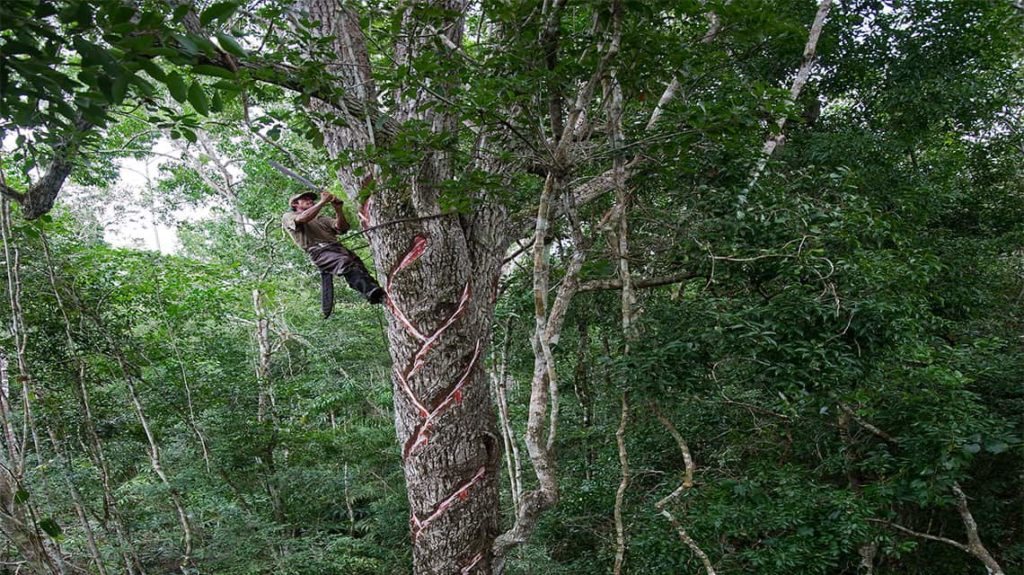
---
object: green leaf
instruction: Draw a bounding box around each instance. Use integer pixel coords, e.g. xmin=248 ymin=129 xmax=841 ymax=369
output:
xmin=172 ymin=4 xmax=191 ymax=21
xmin=96 ymin=74 xmax=114 ymax=102
xmin=200 ymin=2 xmax=239 ymax=26
xmin=14 ymin=489 xmax=30 ymax=504
xmin=190 ymin=35 xmax=218 ymax=57
xmin=984 ymin=441 xmax=1008 ymax=454
xmin=108 ymin=5 xmax=136 ymax=24
xmin=215 ymin=32 xmax=246 ymax=57
xmin=187 ymin=82 xmax=209 ymax=115
xmin=166 ymin=72 xmax=187 ymax=103
xmin=193 ymin=65 xmax=235 ymax=80
xmin=110 ymin=74 xmax=129 ymax=104
xmin=212 ymin=80 xmax=242 ymax=93
xmin=138 ymin=59 xmax=166 ymax=82
xmin=38 ymin=518 xmax=62 ymax=538
xmin=171 ymin=33 xmax=197 ymax=55
xmin=210 ymin=90 xmax=224 ymax=112
xmin=132 ymin=74 xmax=155 ymax=98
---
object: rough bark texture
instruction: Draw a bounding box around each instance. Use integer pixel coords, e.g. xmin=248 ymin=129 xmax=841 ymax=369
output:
xmin=303 ymin=2 xmax=508 ymax=572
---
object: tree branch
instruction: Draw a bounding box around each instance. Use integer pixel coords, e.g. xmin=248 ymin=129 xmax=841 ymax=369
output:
xmin=652 ymin=405 xmax=716 ymax=575
xmin=613 ymin=392 xmax=630 ymax=575
xmin=578 ymin=271 xmax=700 ymax=292
xmin=868 ymin=519 xmax=970 ymax=553
xmin=838 ymin=403 xmax=896 ymax=444
xmin=747 ymin=0 xmax=834 ymax=187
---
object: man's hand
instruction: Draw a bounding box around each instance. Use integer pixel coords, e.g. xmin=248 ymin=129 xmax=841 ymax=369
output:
xmin=321 ymin=191 xmax=335 ymax=204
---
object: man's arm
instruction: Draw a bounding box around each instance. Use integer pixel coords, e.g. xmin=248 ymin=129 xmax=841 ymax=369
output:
xmin=294 ymin=191 xmax=334 ymax=224
xmin=331 ymin=174 xmax=372 ymax=233
xmin=331 ymin=196 xmax=350 ymax=233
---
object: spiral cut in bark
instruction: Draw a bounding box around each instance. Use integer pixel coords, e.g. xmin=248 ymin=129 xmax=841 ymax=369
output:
xmin=384 ymin=233 xmax=492 ymax=573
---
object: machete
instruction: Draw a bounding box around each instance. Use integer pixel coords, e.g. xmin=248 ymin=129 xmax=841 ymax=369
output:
xmin=268 ymin=159 xmax=322 ymax=192
xmin=270 ymin=160 xmax=336 ymax=319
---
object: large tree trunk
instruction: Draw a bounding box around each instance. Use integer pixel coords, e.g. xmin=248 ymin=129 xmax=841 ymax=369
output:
xmin=370 ymin=214 xmax=503 ymax=575
xmin=303 ymin=2 xmax=508 ymax=573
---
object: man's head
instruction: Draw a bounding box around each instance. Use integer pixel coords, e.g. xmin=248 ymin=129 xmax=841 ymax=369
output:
xmin=289 ymin=191 xmax=317 ymax=212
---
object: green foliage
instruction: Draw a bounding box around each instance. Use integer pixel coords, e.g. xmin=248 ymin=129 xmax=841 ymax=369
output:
xmin=1 ymin=0 xmax=1020 ymax=573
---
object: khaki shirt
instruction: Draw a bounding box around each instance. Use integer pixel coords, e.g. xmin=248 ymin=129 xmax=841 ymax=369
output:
xmin=282 ymin=212 xmax=340 ymax=251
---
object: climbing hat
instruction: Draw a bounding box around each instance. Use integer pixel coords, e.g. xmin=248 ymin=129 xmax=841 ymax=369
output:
xmin=289 ymin=191 xmax=317 ymax=208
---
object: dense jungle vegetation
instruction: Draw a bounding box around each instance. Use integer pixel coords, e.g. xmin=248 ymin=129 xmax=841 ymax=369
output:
xmin=0 ymin=0 xmax=1021 ymax=573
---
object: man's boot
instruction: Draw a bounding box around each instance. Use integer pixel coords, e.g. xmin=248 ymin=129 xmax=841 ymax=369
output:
xmin=342 ymin=262 xmax=385 ymax=304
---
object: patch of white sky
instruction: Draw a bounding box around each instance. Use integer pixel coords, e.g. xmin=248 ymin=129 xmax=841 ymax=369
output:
xmin=68 ymin=137 xmax=213 ymax=254
xmin=3 ymin=131 xmax=247 ymax=255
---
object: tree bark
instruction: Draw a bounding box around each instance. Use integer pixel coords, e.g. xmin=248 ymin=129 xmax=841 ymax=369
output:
xmin=46 ymin=427 xmax=109 ymax=575
xmin=303 ymin=3 xmax=506 ymax=572
xmin=612 ymin=393 xmax=630 ymax=575
xmin=0 ymin=353 xmax=60 ymax=575
xmin=747 ymin=0 xmax=834 ymax=187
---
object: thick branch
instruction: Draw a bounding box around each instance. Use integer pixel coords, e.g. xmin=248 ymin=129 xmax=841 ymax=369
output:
xmin=6 ymin=117 xmax=92 ymax=220
xmin=578 ymin=271 xmax=700 ymax=292
xmin=748 ymin=0 xmax=834 ymax=186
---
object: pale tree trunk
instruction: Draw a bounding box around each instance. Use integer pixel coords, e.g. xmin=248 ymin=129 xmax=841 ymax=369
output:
xmin=0 ymin=352 xmax=61 ymax=575
xmin=253 ymin=289 xmax=274 ymax=424
xmin=0 ymin=200 xmax=40 ymax=463
xmin=250 ymin=287 xmax=286 ymax=543
xmin=122 ymin=370 xmax=195 ymax=572
xmin=39 ymin=235 xmax=145 ymax=575
xmin=491 ymin=322 xmax=522 ymax=512
xmin=612 ymin=393 xmax=630 ymax=575
xmin=45 ymin=427 xmax=108 ymax=575
xmin=151 ymin=275 xmax=212 ymax=473
xmin=606 ymin=5 xmax=633 ymax=571
xmin=0 ymin=200 xmax=68 ymax=574
xmin=88 ymin=314 xmax=194 ymax=571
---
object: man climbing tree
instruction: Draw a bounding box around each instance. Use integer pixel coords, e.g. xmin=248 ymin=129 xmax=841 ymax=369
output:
xmin=283 ymin=189 xmax=385 ymax=309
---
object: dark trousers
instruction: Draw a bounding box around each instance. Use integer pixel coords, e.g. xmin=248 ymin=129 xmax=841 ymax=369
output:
xmin=308 ymin=243 xmax=381 ymax=300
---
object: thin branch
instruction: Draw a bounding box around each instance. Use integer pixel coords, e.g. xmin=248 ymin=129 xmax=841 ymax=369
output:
xmin=652 ymin=405 xmax=716 ymax=575
xmin=868 ymin=519 xmax=970 ymax=553
xmin=612 ymin=392 xmax=630 ymax=575
xmin=578 ymin=271 xmax=700 ymax=292
xmin=838 ymin=403 xmax=895 ymax=444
